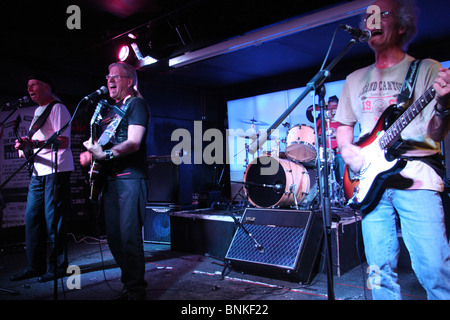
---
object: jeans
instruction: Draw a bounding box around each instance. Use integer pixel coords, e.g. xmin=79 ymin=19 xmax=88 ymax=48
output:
xmin=25 ymin=172 xmax=71 ymax=273
xmin=103 ymin=178 xmax=148 ymax=297
xmin=362 ymin=189 xmax=450 ymax=300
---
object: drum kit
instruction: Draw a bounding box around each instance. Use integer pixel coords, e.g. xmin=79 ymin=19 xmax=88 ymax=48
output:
xmin=234 ymin=109 xmax=343 ymax=210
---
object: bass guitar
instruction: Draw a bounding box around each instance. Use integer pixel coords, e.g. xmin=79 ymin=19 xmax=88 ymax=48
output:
xmin=343 ymin=86 xmax=437 ymax=212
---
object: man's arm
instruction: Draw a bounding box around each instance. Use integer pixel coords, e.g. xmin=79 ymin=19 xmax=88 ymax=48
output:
xmin=83 ymin=124 xmax=146 ymax=161
xmin=336 ymin=124 xmax=364 ymax=173
xmin=109 ymin=124 xmax=146 ymax=158
xmin=428 ymin=68 xmax=450 ymax=142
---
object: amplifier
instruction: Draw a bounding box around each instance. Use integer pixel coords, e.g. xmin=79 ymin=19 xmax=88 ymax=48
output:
xmin=225 ymin=208 xmax=323 ymax=284
xmin=147 ymin=156 xmax=179 ymax=203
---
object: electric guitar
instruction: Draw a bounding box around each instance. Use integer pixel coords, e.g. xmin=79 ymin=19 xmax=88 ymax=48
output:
xmin=88 ymin=103 xmax=104 ymax=203
xmin=13 ymin=115 xmax=34 ymax=176
xmin=343 ymin=85 xmax=437 ymax=212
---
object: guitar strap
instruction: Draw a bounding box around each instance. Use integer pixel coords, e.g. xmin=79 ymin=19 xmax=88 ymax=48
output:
xmin=27 ymin=100 xmax=60 ymax=138
xmin=97 ymin=96 xmax=133 ymax=146
xmin=397 ymin=59 xmax=445 ymax=178
xmin=396 ymin=59 xmax=422 ymax=108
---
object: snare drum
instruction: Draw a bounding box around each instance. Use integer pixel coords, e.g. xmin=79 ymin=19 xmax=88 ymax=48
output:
xmin=285 ymin=124 xmax=316 ymax=162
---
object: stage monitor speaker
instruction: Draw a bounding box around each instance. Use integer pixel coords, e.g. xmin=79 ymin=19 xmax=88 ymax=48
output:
xmin=225 ymin=208 xmax=323 ymax=284
xmin=147 ymin=156 xmax=179 ymax=203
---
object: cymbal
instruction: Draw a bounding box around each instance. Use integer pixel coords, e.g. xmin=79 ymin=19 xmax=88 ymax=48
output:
xmin=240 ymin=118 xmax=269 ymax=126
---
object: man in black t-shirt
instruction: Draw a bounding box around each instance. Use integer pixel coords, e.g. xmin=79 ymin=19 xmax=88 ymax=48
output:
xmin=82 ymin=62 xmax=150 ymax=300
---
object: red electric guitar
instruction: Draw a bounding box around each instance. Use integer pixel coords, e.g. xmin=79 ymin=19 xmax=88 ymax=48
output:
xmin=343 ymin=85 xmax=437 ymax=212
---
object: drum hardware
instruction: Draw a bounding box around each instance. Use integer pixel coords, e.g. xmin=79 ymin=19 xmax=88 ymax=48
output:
xmin=325 ymin=109 xmax=336 ymax=120
xmin=244 ymin=142 xmax=249 ymax=168
xmin=289 ymin=183 xmax=300 ymax=209
xmin=235 ymin=131 xmax=274 ymax=140
xmin=232 ymin=180 xmax=284 ymax=192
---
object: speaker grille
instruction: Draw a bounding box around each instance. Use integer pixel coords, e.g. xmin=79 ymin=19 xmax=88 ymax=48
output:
xmin=224 ymin=208 xmax=323 ymax=283
xmin=226 ymin=224 xmax=305 ymax=269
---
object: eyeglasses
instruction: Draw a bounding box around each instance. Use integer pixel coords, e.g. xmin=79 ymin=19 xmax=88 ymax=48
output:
xmin=364 ymin=11 xmax=392 ymax=22
xmin=105 ymin=74 xmax=131 ymax=80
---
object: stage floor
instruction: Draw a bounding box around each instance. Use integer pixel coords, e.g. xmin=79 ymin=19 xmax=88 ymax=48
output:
xmin=0 ymin=233 xmax=426 ymax=303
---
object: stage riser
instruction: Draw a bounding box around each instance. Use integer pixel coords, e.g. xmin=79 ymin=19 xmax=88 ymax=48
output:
xmin=170 ymin=210 xmax=239 ymax=258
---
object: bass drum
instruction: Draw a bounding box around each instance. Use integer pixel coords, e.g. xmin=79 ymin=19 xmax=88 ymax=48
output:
xmin=243 ymin=156 xmax=310 ymax=208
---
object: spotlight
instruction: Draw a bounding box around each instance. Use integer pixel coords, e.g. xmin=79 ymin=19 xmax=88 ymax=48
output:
xmin=116 ymin=40 xmax=158 ymax=67
xmin=118 ymin=45 xmax=130 ymax=61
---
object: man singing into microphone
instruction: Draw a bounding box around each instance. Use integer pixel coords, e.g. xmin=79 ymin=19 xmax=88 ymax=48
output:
xmin=82 ymin=62 xmax=150 ymax=300
xmin=335 ymin=0 xmax=450 ymax=299
xmin=11 ymin=74 xmax=74 ymax=283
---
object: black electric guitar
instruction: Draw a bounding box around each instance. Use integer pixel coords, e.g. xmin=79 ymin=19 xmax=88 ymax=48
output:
xmin=13 ymin=115 xmax=34 ymax=176
xmin=88 ymin=103 xmax=104 ymax=203
xmin=343 ymin=86 xmax=437 ymax=212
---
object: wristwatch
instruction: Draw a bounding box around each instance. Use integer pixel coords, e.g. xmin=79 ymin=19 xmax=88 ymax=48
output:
xmin=104 ymin=149 xmax=114 ymax=161
xmin=435 ymin=105 xmax=450 ymax=118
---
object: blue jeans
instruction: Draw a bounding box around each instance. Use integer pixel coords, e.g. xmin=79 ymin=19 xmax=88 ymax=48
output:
xmin=25 ymin=172 xmax=71 ymax=273
xmin=362 ymin=189 xmax=450 ymax=300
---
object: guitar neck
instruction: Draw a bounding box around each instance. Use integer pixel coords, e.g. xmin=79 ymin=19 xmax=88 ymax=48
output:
xmin=379 ymin=86 xmax=436 ymax=149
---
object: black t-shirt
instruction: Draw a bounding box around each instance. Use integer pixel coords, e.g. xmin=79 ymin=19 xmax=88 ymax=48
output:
xmin=100 ymin=96 xmax=150 ymax=179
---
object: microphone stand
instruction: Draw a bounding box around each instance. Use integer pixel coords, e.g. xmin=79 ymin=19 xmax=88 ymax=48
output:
xmin=221 ymin=204 xmax=264 ymax=279
xmin=317 ymin=85 xmax=335 ymax=300
xmin=247 ymin=38 xmax=359 ymax=300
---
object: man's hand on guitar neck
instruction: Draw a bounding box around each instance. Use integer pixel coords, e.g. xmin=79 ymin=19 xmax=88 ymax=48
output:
xmin=83 ymin=139 xmax=108 ymax=161
xmin=429 ymin=68 xmax=450 ymax=142
xmin=14 ymin=136 xmax=33 ymax=151
xmin=434 ymin=68 xmax=450 ymax=108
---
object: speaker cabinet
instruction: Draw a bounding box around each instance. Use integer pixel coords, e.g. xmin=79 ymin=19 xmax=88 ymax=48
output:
xmin=147 ymin=156 xmax=179 ymax=203
xmin=143 ymin=206 xmax=172 ymax=244
xmin=225 ymin=208 xmax=323 ymax=284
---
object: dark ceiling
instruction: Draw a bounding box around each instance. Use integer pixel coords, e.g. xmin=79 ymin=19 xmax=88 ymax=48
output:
xmin=1 ymin=0 xmax=450 ymax=98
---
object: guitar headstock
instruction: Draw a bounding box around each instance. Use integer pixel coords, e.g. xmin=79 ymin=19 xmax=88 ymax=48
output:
xmin=12 ymin=114 xmax=22 ymax=139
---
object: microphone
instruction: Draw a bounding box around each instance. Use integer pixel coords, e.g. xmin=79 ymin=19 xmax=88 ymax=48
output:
xmin=6 ymin=96 xmax=30 ymax=107
xmin=273 ymin=184 xmax=284 ymax=193
xmin=339 ymin=24 xmax=372 ymax=42
xmin=83 ymin=86 xmax=108 ymax=101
